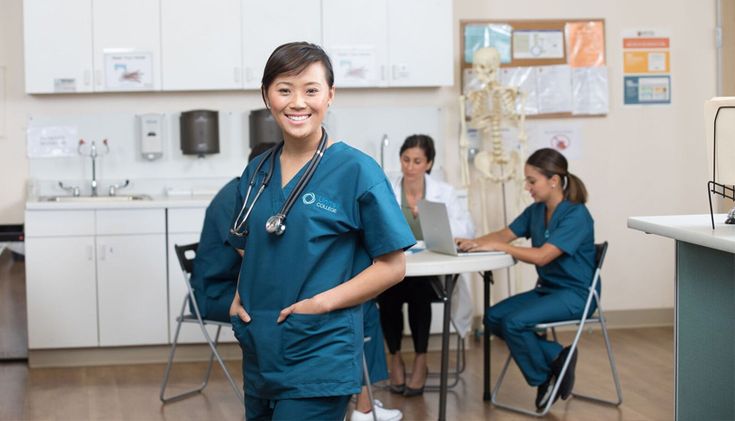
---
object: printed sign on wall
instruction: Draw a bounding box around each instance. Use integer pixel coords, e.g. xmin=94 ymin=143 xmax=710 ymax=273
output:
xmin=622 ymin=29 xmax=671 ymax=105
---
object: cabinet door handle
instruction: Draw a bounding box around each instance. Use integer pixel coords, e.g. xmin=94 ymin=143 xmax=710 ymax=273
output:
xmin=86 ymin=245 xmax=94 ymax=261
xmin=380 ymin=65 xmax=386 ymax=81
xmin=245 ymin=67 xmax=253 ymax=82
xmin=84 ymin=70 xmax=91 ymax=86
xmin=234 ymin=67 xmax=241 ymax=84
xmin=98 ymin=245 xmax=106 ymax=261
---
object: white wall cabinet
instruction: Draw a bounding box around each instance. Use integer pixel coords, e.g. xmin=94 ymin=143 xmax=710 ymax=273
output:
xmin=97 ymin=234 xmax=168 ymax=346
xmin=322 ymin=0 xmax=453 ymax=88
xmin=241 ymin=0 xmax=323 ymax=89
xmin=25 ymin=208 xmax=167 ymax=349
xmin=25 ymin=235 xmax=98 ymax=349
xmin=386 ymin=0 xmax=453 ymax=87
xmin=161 ymin=0 xmax=243 ymax=91
xmin=24 ymin=0 xmax=452 ymax=93
xmin=322 ymin=0 xmax=389 ymax=88
xmin=23 ymin=0 xmax=94 ymax=94
xmin=92 ymin=0 xmax=162 ymax=92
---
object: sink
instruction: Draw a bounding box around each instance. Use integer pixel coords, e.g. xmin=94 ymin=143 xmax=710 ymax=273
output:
xmin=40 ymin=194 xmax=153 ymax=202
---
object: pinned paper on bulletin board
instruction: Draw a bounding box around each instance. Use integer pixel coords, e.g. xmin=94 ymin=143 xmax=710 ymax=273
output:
xmin=566 ymin=21 xmax=606 ymax=67
xmin=622 ymin=29 xmax=671 ymax=105
xmin=464 ymin=24 xmax=512 ymax=64
xmin=460 ymin=19 xmax=608 ymax=119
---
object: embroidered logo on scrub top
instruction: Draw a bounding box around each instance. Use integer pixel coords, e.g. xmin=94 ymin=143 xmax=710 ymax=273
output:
xmin=303 ymin=192 xmax=338 ymax=214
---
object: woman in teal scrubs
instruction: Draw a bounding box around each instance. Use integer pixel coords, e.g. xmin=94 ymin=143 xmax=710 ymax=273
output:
xmin=228 ymin=42 xmax=415 ymax=421
xmin=457 ymin=148 xmax=595 ymax=411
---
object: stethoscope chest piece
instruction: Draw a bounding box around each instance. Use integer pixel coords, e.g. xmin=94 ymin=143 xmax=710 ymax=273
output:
xmin=265 ymin=214 xmax=286 ymax=236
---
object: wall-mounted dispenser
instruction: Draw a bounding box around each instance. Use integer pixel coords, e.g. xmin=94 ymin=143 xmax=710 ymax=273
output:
xmin=249 ymin=108 xmax=281 ymax=148
xmin=180 ymin=109 xmax=219 ymax=157
xmin=136 ymin=113 xmax=164 ymax=161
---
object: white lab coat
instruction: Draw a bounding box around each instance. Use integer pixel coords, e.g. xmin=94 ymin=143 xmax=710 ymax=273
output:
xmin=390 ymin=174 xmax=476 ymax=337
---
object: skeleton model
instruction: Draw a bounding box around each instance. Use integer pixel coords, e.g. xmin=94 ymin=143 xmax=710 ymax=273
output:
xmin=460 ymin=48 xmax=529 ymax=295
xmin=466 ymin=47 xmax=527 ymax=185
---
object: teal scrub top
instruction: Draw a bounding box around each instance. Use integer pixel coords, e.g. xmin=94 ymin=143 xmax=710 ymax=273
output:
xmin=190 ymin=178 xmax=241 ymax=318
xmin=509 ymin=200 xmax=596 ymax=299
xmin=228 ymin=141 xmax=415 ymax=400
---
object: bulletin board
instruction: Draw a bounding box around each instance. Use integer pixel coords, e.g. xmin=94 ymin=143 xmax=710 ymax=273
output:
xmin=461 ymin=19 xmax=608 ymax=119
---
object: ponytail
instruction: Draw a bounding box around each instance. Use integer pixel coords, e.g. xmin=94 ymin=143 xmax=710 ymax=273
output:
xmin=564 ymin=173 xmax=587 ymax=204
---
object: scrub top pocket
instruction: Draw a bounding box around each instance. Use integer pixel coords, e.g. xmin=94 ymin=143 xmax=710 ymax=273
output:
xmin=281 ymin=312 xmax=355 ymax=384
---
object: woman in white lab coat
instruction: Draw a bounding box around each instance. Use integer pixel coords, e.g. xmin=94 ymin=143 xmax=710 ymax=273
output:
xmin=378 ymin=134 xmax=475 ymax=396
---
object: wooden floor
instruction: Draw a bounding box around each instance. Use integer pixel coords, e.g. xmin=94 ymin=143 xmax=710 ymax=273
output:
xmin=0 ymin=251 xmax=674 ymax=420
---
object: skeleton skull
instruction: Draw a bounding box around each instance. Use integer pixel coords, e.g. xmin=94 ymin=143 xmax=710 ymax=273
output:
xmin=472 ymin=47 xmax=501 ymax=84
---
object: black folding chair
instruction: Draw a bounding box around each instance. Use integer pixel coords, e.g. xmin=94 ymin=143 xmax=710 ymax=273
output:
xmin=491 ymin=241 xmax=623 ymax=416
xmin=159 ymin=242 xmax=243 ymax=407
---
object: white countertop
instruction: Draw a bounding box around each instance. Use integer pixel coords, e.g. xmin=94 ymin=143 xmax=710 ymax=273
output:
xmin=628 ymin=214 xmax=735 ymax=254
xmin=405 ymin=250 xmax=515 ymax=276
xmin=25 ymin=195 xmax=215 ymax=210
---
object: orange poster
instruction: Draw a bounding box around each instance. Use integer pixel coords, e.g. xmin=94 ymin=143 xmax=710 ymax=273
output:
xmin=565 ymin=21 xmax=606 ymax=67
xmin=623 ymin=51 xmax=670 ymax=73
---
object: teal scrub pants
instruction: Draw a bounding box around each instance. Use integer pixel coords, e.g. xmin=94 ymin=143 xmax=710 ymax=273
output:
xmin=363 ymin=300 xmax=389 ymax=384
xmin=484 ymin=287 xmax=594 ymax=386
xmin=245 ymin=394 xmax=350 ymax=421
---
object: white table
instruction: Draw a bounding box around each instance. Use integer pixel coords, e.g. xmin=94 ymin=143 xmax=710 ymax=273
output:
xmin=405 ymin=250 xmax=516 ymax=421
xmin=628 ymin=214 xmax=735 ymax=420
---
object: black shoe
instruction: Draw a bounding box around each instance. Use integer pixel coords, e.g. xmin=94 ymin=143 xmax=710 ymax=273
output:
xmin=552 ymin=346 xmax=578 ymax=400
xmin=388 ymin=383 xmax=405 ymax=394
xmin=403 ymin=385 xmax=424 ymax=397
xmin=535 ymin=375 xmax=558 ymax=411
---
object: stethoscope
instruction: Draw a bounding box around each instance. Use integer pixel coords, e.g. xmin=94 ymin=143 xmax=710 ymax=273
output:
xmin=230 ymin=127 xmax=328 ymax=238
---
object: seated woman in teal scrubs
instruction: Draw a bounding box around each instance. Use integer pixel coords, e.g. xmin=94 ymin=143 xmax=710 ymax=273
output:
xmin=189 ymin=144 xmax=276 ymax=322
xmin=228 ymin=42 xmax=415 ymax=421
xmin=457 ymin=148 xmax=596 ymax=411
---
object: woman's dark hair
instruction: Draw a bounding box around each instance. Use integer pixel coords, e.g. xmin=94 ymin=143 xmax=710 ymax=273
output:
xmin=526 ymin=148 xmax=587 ymax=204
xmin=400 ymin=134 xmax=436 ymax=174
xmin=248 ymin=142 xmax=277 ymax=163
xmin=261 ymin=42 xmax=334 ymax=106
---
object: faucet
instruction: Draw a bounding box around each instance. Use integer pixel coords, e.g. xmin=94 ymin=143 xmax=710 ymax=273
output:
xmin=380 ymin=134 xmax=389 ymax=168
xmin=78 ymin=138 xmax=109 ymax=196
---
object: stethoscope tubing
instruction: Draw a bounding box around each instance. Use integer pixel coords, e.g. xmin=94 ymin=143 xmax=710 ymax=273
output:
xmin=231 ymin=127 xmax=328 ymax=237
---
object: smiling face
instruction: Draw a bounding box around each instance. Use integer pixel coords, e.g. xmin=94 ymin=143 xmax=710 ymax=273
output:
xmin=524 ymin=164 xmax=561 ymax=203
xmin=265 ymin=62 xmax=334 ymax=145
xmin=400 ymin=146 xmax=433 ymax=182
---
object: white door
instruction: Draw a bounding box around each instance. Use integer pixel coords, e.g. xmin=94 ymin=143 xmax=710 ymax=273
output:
xmin=91 ymin=0 xmax=162 ymax=92
xmin=161 ymin=0 xmax=243 ymax=91
xmin=23 ymin=0 xmax=93 ymax=93
xmin=321 ymin=0 xmax=389 ymax=88
xmin=387 ymin=0 xmax=453 ymax=87
xmin=241 ymin=0 xmax=323 ymax=89
xmin=25 ymin=236 xmax=98 ymax=348
xmin=96 ymin=234 xmax=168 ymax=346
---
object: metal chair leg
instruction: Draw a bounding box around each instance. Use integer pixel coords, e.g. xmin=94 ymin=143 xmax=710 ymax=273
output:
xmin=572 ymin=311 xmax=623 ymax=406
xmin=160 ymin=298 xmax=209 ymax=403
xmin=362 ymin=351 xmax=378 ymax=421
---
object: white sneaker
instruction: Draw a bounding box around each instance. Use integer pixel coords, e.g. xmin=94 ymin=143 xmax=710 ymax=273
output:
xmin=350 ymin=400 xmax=403 ymax=421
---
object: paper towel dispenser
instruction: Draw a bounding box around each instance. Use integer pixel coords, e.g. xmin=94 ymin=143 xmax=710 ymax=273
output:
xmin=249 ymin=108 xmax=281 ymax=148
xmin=180 ymin=110 xmax=219 ymax=157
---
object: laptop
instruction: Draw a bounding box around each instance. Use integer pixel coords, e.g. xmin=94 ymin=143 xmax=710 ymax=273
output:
xmin=417 ymin=199 xmax=505 ymax=257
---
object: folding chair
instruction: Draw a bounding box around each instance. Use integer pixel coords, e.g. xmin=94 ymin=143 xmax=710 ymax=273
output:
xmin=159 ymin=242 xmax=244 ymax=406
xmin=491 ymin=241 xmax=623 ymax=416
